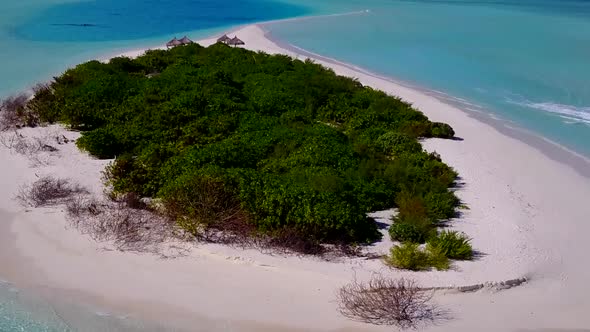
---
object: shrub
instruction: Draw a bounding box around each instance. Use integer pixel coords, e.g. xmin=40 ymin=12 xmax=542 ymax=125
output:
xmin=268 ymin=227 xmax=325 ymax=255
xmin=423 ymin=191 xmax=459 ymax=222
xmin=394 ymin=190 xmax=459 ymax=227
xmin=385 ymin=243 xmax=450 ymax=271
xmin=27 ymin=83 xmax=59 ymax=124
xmin=236 ymin=168 xmax=381 ymax=244
xmin=427 ymin=230 xmax=473 ymax=260
xmin=425 ymin=245 xmax=451 ymax=270
xmin=429 ymin=122 xmax=455 ymax=138
xmin=376 ymin=131 xmax=422 ymax=156
xmin=337 ymin=276 xmax=445 ymax=328
xmin=385 ymin=243 xmax=430 ymax=271
xmin=395 ymin=192 xmax=430 ymax=224
xmin=76 ymin=127 xmax=122 ymax=159
xmin=110 ymin=191 xmax=148 ymax=210
xmin=17 ymin=44 xmax=458 ymax=247
xmin=400 ymin=121 xmax=431 ymax=138
xmin=160 ymin=172 xmax=244 ymax=235
xmin=389 ymin=222 xmax=429 ymax=244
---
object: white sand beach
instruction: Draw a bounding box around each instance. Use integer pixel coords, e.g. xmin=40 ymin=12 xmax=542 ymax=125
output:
xmin=1 ymin=24 xmax=590 ymax=331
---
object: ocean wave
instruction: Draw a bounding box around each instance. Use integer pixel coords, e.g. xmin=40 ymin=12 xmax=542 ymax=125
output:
xmin=508 ymin=100 xmax=590 ymax=125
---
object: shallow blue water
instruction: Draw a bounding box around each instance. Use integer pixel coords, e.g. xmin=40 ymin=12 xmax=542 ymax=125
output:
xmin=0 ymin=0 xmax=311 ymax=96
xmin=0 ymin=281 xmax=66 ymax=332
xmin=1 ymin=0 xmax=590 ymax=330
xmin=0 ymin=280 xmax=165 ymax=331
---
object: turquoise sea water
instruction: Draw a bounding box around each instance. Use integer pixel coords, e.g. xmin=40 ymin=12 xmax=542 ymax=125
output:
xmin=2 ymin=1 xmax=589 ymax=156
xmin=0 ymin=280 xmax=176 ymax=331
xmin=0 ymin=281 xmax=69 ymax=332
xmin=0 ymin=0 xmax=310 ymax=96
xmin=269 ymin=0 xmax=590 ymax=157
xmin=1 ymin=0 xmax=589 ymax=330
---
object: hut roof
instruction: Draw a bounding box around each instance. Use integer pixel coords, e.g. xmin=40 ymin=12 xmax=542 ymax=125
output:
xmin=179 ymin=36 xmax=193 ymax=44
xmin=166 ymin=37 xmax=182 ymax=47
xmin=228 ymin=36 xmax=245 ymax=46
xmin=217 ymin=34 xmax=231 ymax=43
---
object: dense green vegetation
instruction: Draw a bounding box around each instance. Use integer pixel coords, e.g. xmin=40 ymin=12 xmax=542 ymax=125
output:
xmin=385 ymin=243 xmax=449 ymax=271
xmin=24 ymin=43 xmax=459 ymax=248
xmin=427 ymin=230 xmax=473 ymax=260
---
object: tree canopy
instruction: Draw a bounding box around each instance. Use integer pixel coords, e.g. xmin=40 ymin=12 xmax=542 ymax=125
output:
xmin=27 ymin=43 xmax=458 ymax=245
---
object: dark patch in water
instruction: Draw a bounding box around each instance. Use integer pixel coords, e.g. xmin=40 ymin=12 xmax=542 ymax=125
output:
xmin=50 ymin=23 xmax=100 ymax=27
xmin=16 ymin=0 xmax=311 ymax=42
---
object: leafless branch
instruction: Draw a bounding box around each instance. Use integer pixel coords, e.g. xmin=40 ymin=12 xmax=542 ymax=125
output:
xmin=338 ymin=275 xmax=450 ymax=329
xmin=0 ymin=131 xmax=59 ymax=166
xmin=67 ymin=195 xmax=176 ymax=253
xmin=16 ymin=176 xmax=89 ymax=207
xmin=0 ymin=93 xmax=38 ymax=130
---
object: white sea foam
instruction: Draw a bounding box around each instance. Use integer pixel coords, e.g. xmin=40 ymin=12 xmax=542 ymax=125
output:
xmin=509 ymin=100 xmax=590 ymax=125
xmin=558 ymin=115 xmax=587 ymax=125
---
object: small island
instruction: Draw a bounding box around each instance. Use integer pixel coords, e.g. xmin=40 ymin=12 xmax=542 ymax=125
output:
xmin=3 ymin=24 xmax=581 ymax=331
xmin=9 ymin=42 xmax=467 ymax=266
xmin=0 ymin=41 xmax=477 ymax=329
xmin=1 ymin=5 xmax=588 ymax=329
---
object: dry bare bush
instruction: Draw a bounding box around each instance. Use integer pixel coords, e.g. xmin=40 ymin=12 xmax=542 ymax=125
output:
xmin=0 ymin=93 xmax=38 ymax=130
xmin=161 ymin=177 xmax=269 ymax=248
xmin=71 ymin=188 xmax=368 ymax=257
xmin=163 ymin=177 xmax=248 ymax=235
xmin=337 ymin=275 xmax=448 ymax=329
xmin=117 ymin=192 xmax=148 ymax=210
xmin=191 ymin=211 xmax=257 ymax=245
xmin=176 ymin=214 xmax=366 ymax=258
xmin=16 ymin=176 xmax=89 ymax=207
xmin=66 ymin=194 xmax=102 ymax=217
xmin=0 ymin=131 xmax=59 ymax=166
xmin=67 ymin=196 xmax=176 ymax=253
xmin=266 ymin=228 xmax=326 ymax=256
xmin=178 ymin=213 xmax=331 ymax=257
xmin=0 ymin=94 xmax=28 ymax=130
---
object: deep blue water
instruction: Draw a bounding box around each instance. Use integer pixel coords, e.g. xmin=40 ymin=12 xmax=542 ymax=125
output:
xmin=14 ymin=0 xmax=309 ymax=42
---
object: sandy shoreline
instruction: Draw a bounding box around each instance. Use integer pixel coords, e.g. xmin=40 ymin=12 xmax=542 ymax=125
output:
xmin=259 ymin=25 xmax=590 ymax=179
xmin=1 ymin=24 xmax=590 ymax=331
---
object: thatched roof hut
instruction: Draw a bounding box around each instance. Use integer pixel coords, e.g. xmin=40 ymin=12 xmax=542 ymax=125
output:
xmin=166 ymin=37 xmax=182 ymax=48
xmin=179 ymin=36 xmax=193 ymax=45
xmin=228 ymin=36 xmax=245 ymax=47
xmin=217 ymin=34 xmax=231 ymax=44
